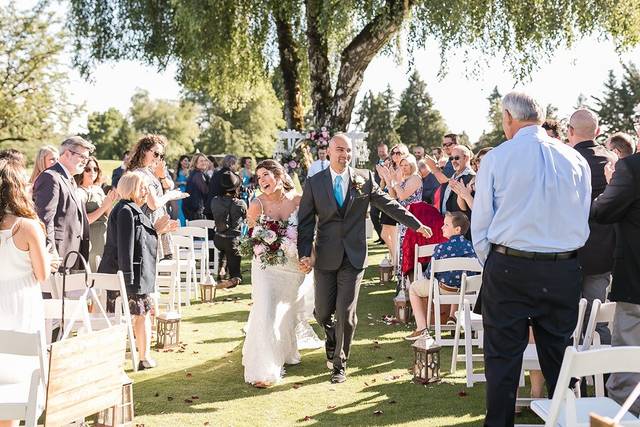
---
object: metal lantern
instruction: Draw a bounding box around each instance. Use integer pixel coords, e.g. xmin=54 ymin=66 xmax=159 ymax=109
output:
xmin=200 ymin=281 xmax=215 ymax=303
xmin=379 ymin=257 xmax=394 ymax=283
xmin=96 ymin=374 xmax=134 ymax=426
xmin=156 ymin=311 xmax=181 ymax=349
xmin=412 ymin=336 xmax=441 ymax=384
xmin=394 ymin=289 xmax=412 ymax=324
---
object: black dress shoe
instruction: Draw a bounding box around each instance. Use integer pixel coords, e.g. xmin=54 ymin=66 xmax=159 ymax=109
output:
xmin=330 ymin=368 xmax=346 ymax=384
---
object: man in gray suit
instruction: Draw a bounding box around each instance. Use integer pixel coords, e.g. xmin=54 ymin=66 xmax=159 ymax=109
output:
xmin=34 ymin=136 xmax=94 ymax=268
xmin=297 ymin=134 xmax=432 ymax=383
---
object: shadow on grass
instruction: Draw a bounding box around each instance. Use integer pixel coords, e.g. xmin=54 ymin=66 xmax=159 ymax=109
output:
xmin=184 ymin=310 xmax=249 ymax=324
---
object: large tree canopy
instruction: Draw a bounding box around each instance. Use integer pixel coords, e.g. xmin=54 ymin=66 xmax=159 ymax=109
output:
xmin=69 ymin=0 xmax=640 ymax=132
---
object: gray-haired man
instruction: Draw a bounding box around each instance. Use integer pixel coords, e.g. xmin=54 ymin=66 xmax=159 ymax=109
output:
xmin=472 ymin=92 xmax=591 ymax=426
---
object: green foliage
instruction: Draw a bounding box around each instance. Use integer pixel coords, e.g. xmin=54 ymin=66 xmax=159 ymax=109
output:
xmin=0 ymin=2 xmax=81 ymax=160
xmin=84 ymin=108 xmax=133 ymax=160
xmin=476 ymin=86 xmax=505 ymax=149
xmin=396 ymin=70 xmax=447 ymax=150
xmin=129 ymin=90 xmax=200 ymax=160
xmin=592 ymin=63 xmax=640 ymax=134
xmin=356 ymin=86 xmax=402 ymax=162
xmin=195 ymin=81 xmax=284 ymax=158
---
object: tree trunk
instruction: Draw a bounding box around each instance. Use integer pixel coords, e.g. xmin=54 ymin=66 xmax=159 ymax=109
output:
xmin=304 ymin=0 xmax=332 ymax=128
xmin=275 ymin=14 xmax=304 ymax=130
xmin=330 ymin=0 xmax=413 ymax=131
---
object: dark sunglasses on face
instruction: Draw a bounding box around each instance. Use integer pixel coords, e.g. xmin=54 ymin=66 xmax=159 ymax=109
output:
xmin=84 ymin=166 xmax=98 ymax=173
xmin=443 ymin=142 xmax=455 ymax=148
xmin=391 ymin=151 xmax=401 ymax=155
xmin=449 ymin=155 xmax=463 ymax=161
xmin=152 ymin=151 xmax=165 ymax=160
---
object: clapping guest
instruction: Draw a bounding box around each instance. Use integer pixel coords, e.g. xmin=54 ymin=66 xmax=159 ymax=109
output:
xmin=450 ymin=147 xmax=491 ymax=212
xmin=173 ymin=155 xmax=190 ymax=226
xmin=74 ymin=157 xmax=119 ymax=271
xmin=29 ymin=145 xmax=59 ymax=184
xmin=439 ymin=145 xmax=474 ymax=218
xmin=418 ymin=160 xmax=439 ymax=205
xmin=210 ymin=170 xmax=247 ymax=289
xmin=183 ymin=153 xmax=210 ymax=221
xmin=99 ymin=171 xmax=177 ymax=371
xmin=0 ymin=159 xmax=51 ymax=409
xmin=127 ymin=135 xmax=175 ymax=259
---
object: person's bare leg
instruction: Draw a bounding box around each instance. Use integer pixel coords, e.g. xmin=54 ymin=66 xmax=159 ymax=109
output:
xmin=381 ymin=225 xmax=395 ymax=264
xmin=0 ymin=419 xmax=19 ymax=427
xmin=133 ymin=315 xmax=147 ymax=361
xmin=528 ymin=327 xmax=545 ymax=397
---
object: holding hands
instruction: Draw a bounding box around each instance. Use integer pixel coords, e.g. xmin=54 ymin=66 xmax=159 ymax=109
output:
xmin=298 ymin=256 xmax=313 ymax=274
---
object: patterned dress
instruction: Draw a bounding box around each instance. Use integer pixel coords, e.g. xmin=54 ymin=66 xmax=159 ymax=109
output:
xmin=397 ymin=177 xmax=422 ymax=282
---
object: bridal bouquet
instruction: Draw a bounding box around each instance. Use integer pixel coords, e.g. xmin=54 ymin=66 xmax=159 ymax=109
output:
xmin=236 ymin=216 xmax=298 ymax=268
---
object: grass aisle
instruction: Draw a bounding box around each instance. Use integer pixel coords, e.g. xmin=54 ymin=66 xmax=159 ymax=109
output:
xmin=130 ymin=242 xmax=539 ymax=426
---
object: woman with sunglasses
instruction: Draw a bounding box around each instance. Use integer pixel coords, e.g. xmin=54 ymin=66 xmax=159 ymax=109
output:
xmin=74 ymin=156 xmax=119 ymax=271
xmin=375 ymin=143 xmax=409 ymax=266
xmin=127 ymin=135 xmax=176 ymax=259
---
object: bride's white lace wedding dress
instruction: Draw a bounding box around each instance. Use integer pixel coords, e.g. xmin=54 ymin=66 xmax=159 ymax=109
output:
xmin=242 ymin=208 xmax=321 ymax=384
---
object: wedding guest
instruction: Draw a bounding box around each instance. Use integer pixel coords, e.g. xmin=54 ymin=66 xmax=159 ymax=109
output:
xmin=307 ymin=147 xmax=329 ymax=177
xmin=0 ymin=148 xmax=26 ymax=168
xmin=239 ymin=156 xmax=254 ymax=205
xmin=210 ymin=170 xmax=247 ymax=289
xmin=542 ymin=119 xmax=561 ymax=139
xmin=401 ymin=201 xmax=446 ymax=280
xmin=381 ymin=154 xmax=422 ymax=282
xmin=412 ymin=145 xmax=425 ymax=161
xmin=376 ymin=144 xmax=409 ymax=266
xmin=424 ymin=134 xmax=458 ymax=184
xmin=208 ymin=154 xmax=238 ymax=199
xmin=430 ymin=147 xmax=445 ymax=166
xmin=606 ymin=132 xmax=636 ymax=159
xmin=371 ymin=143 xmax=389 ymax=245
xmin=99 ymin=171 xmax=177 ymax=370
xmin=33 ymin=136 xmax=93 ymax=268
xmin=450 ymin=147 xmax=492 ymax=212
xmin=111 ymin=150 xmax=130 ymax=188
xmin=74 ymin=157 xmax=119 ymax=271
xmin=206 ymin=155 xmax=218 ymax=176
xmin=472 ymin=91 xmax=591 ymax=426
xmin=439 ymin=145 xmax=474 ymax=217
xmin=29 ymin=145 xmax=59 ymax=184
xmin=173 ymin=155 xmax=190 ymax=226
xmin=567 ymin=109 xmax=617 ymax=346
xmin=418 ymin=160 xmax=439 ymax=205
xmin=127 ymin=134 xmax=175 ymax=259
xmin=0 ymin=159 xmax=51 ymax=427
xmin=407 ymin=212 xmax=477 ymax=339
xmin=183 ymin=153 xmax=210 ymax=221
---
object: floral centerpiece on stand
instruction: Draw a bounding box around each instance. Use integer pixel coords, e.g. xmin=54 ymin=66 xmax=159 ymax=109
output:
xmin=236 ymin=215 xmax=298 ymax=268
xmin=305 ymin=127 xmax=332 ymax=152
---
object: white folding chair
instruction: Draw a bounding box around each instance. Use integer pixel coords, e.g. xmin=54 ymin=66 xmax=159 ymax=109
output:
xmin=173 ymin=226 xmax=210 ymax=285
xmin=531 ymin=346 xmax=640 ymax=427
xmin=580 ymin=300 xmax=616 ymax=397
xmin=0 ymin=330 xmax=47 ymax=427
xmin=86 ymin=272 xmax=140 ymax=372
xmin=451 ymin=273 xmax=485 ymax=387
xmin=516 ymin=298 xmax=588 ymax=410
xmin=42 ymin=299 xmax=92 ymax=344
xmin=412 ymin=243 xmax=437 ymax=280
xmin=426 ymin=257 xmax=483 ymax=346
xmin=157 ymin=235 xmax=197 ymax=309
xmin=186 ymin=219 xmax=219 ymax=276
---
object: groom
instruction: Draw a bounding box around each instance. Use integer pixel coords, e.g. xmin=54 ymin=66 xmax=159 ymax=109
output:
xmin=297 ymin=134 xmax=433 ymax=383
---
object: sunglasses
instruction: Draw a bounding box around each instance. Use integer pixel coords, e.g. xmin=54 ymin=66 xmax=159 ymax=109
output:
xmin=152 ymin=151 xmax=165 ymax=160
xmin=84 ymin=166 xmax=98 ymax=173
xmin=391 ymin=151 xmax=401 ymax=155
xmin=442 ymin=142 xmax=455 ymax=148
xmin=449 ymin=156 xmax=463 ymax=161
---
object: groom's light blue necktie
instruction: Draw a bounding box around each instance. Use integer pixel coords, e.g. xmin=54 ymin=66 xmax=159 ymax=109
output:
xmin=334 ymin=175 xmax=344 ymax=207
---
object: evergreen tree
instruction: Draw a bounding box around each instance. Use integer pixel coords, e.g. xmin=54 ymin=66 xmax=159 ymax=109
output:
xmin=593 ymin=63 xmax=640 ymax=134
xmin=396 ymin=70 xmax=447 ymax=150
xmin=476 ymin=87 xmax=505 ymax=148
xmin=355 ymin=87 xmax=401 ymax=163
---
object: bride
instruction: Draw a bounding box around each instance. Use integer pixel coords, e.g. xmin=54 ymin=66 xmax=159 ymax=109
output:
xmin=242 ymin=159 xmax=315 ymax=387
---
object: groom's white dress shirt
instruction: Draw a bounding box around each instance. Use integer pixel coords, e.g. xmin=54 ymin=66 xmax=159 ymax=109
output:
xmin=330 ymin=166 xmax=350 ymax=199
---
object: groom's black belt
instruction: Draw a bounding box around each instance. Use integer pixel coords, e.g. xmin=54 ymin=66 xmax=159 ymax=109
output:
xmin=492 ymin=244 xmax=577 ymax=261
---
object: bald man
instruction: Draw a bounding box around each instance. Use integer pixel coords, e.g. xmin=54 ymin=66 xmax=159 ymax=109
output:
xmin=298 ymin=133 xmax=432 ymax=384
xmin=567 ymin=109 xmax=617 ymax=346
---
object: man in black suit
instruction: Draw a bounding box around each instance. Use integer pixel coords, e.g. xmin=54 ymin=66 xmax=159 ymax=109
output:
xmin=370 ymin=143 xmax=388 ymax=244
xmin=591 ymin=111 xmax=640 ymax=415
xmin=34 ymin=136 xmax=94 ymax=268
xmin=567 ymin=109 xmax=617 ymax=345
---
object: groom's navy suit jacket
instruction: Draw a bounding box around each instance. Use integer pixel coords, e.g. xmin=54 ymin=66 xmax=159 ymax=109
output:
xmin=298 ymin=166 xmax=421 ymax=270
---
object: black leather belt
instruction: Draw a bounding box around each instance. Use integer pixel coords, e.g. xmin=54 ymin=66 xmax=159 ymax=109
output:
xmin=492 ymin=244 xmax=577 ymax=261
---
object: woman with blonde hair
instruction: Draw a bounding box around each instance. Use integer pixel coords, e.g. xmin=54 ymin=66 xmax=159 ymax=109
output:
xmin=0 ymin=159 xmax=51 ymax=427
xmin=98 ymin=171 xmax=177 ymax=370
xmin=30 ymin=145 xmax=58 ymax=183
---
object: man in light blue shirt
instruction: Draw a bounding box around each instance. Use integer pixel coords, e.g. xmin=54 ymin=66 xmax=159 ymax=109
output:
xmin=471 ymin=91 xmax=591 ymax=427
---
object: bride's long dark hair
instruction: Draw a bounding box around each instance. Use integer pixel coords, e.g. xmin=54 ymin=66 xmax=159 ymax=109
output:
xmin=255 ymin=159 xmax=294 ymax=192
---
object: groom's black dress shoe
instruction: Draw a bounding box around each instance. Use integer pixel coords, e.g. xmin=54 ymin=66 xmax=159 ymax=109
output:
xmin=330 ymin=368 xmax=346 ymax=384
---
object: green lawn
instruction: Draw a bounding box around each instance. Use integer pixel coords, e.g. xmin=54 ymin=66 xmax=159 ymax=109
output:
xmin=128 ymin=242 xmax=542 ymax=426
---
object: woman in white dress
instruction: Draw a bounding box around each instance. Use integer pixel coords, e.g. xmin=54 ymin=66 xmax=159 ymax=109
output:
xmin=242 ymin=160 xmax=307 ymax=388
xmin=0 ymin=158 xmax=51 ymax=427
